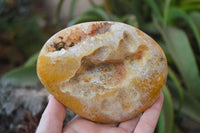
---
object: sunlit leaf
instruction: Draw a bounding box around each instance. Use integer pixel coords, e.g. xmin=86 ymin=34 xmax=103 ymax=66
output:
xmin=24 ymin=52 xmax=39 ymax=67
xmin=181 ymin=4 xmax=200 ymax=11
xmin=180 ymin=0 xmax=200 ymax=11
xmin=1 ymin=66 xmax=38 ymax=87
xmin=181 ymin=0 xmax=200 ymax=5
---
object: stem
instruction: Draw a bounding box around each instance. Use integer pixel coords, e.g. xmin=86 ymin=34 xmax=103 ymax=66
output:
xmin=152 ymin=15 xmax=168 ymax=42
xmin=144 ymin=0 xmax=163 ymax=24
xmin=168 ymin=67 xmax=184 ymax=114
xmin=56 ymin=0 xmax=65 ymax=26
xmin=69 ymin=0 xmax=78 ymax=20
xmin=88 ymin=0 xmax=96 ymax=7
xmin=163 ymin=0 xmax=171 ymax=28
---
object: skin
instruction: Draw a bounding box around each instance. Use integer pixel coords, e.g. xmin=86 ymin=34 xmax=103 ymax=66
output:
xmin=36 ymin=92 xmax=164 ymax=133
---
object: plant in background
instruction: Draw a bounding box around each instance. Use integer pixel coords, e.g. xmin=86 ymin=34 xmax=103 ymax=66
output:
xmin=2 ymin=0 xmax=200 ymax=132
xmin=0 ymin=0 xmax=48 ymax=83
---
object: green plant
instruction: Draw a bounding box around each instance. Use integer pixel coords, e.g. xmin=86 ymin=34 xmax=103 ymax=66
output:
xmin=0 ymin=0 xmax=48 ymax=79
xmin=0 ymin=0 xmax=48 ymax=57
xmin=101 ymin=0 xmax=200 ymax=132
xmin=2 ymin=0 xmax=200 ymax=132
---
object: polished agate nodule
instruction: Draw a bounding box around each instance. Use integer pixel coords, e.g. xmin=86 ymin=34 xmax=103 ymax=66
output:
xmin=37 ymin=21 xmax=167 ymax=123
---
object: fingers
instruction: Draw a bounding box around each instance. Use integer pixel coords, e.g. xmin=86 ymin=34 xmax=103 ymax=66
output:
xmin=63 ymin=116 xmax=99 ymax=133
xmin=36 ymin=95 xmax=66 ymax=133
xmin=63 ymin=92 xmax=163 ymax=133
xmin=134 ymin=92 xmax=164 ymax=133
xmin=118 ymin=114 xmax=142 ymax=133
xmin=63 ymin=115 xmax=126 ymax=133
xmin=65 ymin=115 xmax=118 ymax=128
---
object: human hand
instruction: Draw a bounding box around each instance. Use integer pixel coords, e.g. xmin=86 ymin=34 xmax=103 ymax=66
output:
xmin=36 ymin=92 xmax=164 ymax=133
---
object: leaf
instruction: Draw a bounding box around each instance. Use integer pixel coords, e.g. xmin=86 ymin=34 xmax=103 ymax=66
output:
xmin=169 ymin=74 xmax=200 ymax=124
xmin=105 ymin=0 xmax=145 ymax=23
xmin=153 ymin=19 xmax=200 ymax=122
xmin=13 ymin=16 xmax=47 ymax=57
xmin=167 ymin=67 xmax=184 ymax=113
xmin=24 ymin=52 xmax=39 ymax=67
xmin=180 ymin=0 xmax=200 ymax=11
xmin=165 ymin=27 xmax=200 ymax=101
xmin=1 ymin=66 xmax=38 ymax=87
xmin=83 ymin=8 xmax=110 ymax=20
xmin=68 ymin=0 xmax=78 ymax=20
xmin=181 ymin=4 xmax=200 ymax=12
xmin=158 ymin=87 xmax=174 ymax=133
xmin=55 ymin=0 xmax=65 ymax=26
xmin=179 ymin=91 xmax=200 ymax=123
xmin=121 ymin=15 xmax=138 ymax=27
xmin=68 ymin=14 xmax=103 ymax=26
xmin=105 ymin=0 xmax=139 ymax=15
xmin=172 ymin=90 xmax=200 ymax=123
xmin=168 ymin=7 xmax=200 ymax=51
xmin=173 ymin=124 xmax=182 ymax=133
xmin=163 ymin=0 xmax=171 ymax=27
xmin=181 ymin=0 xmax=200 ymax=5
xmin=141 ymin=22 xmax=158 ymax=34
xmin=68 ymin=8 xmax=110 ymax=26
xmin=190 ymin=11 xmax=200 ymax=33
xmin=157 ymin=41 xmax=174 ymax=64
xmin=108 ymin=14 xmax=121 ymax=22
xmin=158 ymin=111 xmax=165 ymax=133
xmin=144 ymin=0 xmax=163 ymax=23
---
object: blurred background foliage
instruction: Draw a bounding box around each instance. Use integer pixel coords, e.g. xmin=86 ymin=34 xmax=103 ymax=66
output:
xmin=1 ymin=0 xmax=200 ymax=132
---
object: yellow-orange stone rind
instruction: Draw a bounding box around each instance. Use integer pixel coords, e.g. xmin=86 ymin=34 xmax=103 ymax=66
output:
xmin=37 ymin=21 xmax=167 ymax=123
